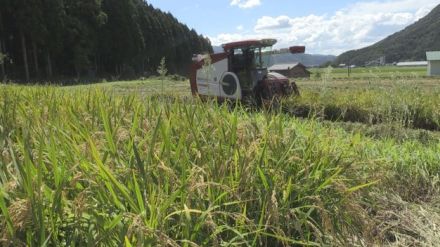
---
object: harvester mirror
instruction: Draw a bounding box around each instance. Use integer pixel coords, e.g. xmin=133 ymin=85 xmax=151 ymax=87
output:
xmin=289 ymin=46 xmax=306 ymax=54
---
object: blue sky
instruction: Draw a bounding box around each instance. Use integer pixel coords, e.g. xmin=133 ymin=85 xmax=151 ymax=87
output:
xmin=148 ymin=0 xmax=439 ymax=55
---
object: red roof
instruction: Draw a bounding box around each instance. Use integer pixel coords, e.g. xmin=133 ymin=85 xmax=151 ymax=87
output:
xmin=222 ymin=39 xmax=277 ymax=51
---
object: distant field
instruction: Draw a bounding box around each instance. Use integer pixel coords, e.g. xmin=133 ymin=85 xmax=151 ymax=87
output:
xmin=69 ymin=66 xmax=436 ymax=95
xmin=1 ymin=71 xmax=439 ymax=246
xmin=309 ymin=66 xmax=428 ymax=79
xmin=71 ymin=77 xmax=191 ymax=96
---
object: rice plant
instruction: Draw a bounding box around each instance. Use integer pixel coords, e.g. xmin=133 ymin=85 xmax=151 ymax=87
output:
xmin=0 ymin=85 xmax=439 ymax=246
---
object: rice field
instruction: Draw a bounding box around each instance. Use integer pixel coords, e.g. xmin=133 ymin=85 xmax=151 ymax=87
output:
xmin=0 ymin=73 xmax=439 ymax=246
xmin=308 ymin=66 xmax=428 ymax=79
xmin=289 ymin=69 xmax=440 ymax=132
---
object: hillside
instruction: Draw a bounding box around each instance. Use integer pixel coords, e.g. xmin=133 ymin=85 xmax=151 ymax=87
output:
xmin=335 ymin=4 xmax=440 ymax=66
xmin=0 ymin=0 xmax=212 ymax=82
xmin=213 ymin=46 xmax=335 ymax=67
xmin=270 ymin=53 xmax=335 ymax=67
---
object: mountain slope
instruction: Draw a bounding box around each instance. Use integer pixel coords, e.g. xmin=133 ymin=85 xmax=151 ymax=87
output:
xmin=270 ymin=53 xmax=336 ymax=67
xmin=213 ymin=46 xmax=335 ymax=67
xmin=335 ymin=4 xmax=440 ymax=65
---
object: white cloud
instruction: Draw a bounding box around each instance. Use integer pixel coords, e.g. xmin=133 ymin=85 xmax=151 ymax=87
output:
xmin=236 ymin=25 xmax=244 ymax=31
xmin=255 ymin=16 xmax=292 ymax=30
xmin=213 ymin=0 xmax=438 ymax=55
xmin=230 ymin=0 xmax=261 ymax=9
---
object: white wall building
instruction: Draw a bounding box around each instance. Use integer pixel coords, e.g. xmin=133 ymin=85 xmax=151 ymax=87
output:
xmin=396 ymin=61 xmax=428 ymax=67
xmin=426 ymin=51 xmax=440 ymax=76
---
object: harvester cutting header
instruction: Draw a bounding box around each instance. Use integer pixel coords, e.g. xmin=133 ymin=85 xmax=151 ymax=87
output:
xmin=190 ymin=39 xmax=305 ymax=105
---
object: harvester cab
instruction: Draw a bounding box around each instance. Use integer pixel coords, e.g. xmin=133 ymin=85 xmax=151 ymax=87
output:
xmin=190 ymin=39 xmax=304 ymax=104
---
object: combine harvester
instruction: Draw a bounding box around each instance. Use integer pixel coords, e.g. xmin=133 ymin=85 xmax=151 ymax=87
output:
xmin=190 ymin=39 xmax=305 ymax=106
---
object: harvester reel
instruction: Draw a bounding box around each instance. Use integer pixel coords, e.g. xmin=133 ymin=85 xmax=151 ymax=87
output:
xmin=254 ymin=81 xmax=278 ymax=109
xmin=254 ymin=80 xmax=300 ymax=109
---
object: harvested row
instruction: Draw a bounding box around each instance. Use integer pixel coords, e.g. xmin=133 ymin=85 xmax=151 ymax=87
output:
xmin=284 ymin=84 xmax=440 ymax=131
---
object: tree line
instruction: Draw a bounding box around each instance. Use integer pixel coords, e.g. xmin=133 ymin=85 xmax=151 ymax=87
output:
xmin=0 ymin=0 xmax=213 ymax=83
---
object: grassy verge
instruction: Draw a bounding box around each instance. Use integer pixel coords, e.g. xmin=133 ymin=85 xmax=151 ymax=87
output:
xmin=0 ymin=85 xmax=439 ymax=246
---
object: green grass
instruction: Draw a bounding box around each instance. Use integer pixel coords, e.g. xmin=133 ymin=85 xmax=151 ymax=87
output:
xmin=308 ymin=66 xmax=428 ymax=79
xmin=0 ymin=82 xmax=439 ymax=246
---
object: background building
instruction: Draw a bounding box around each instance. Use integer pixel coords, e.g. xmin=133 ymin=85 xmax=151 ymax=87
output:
xmin=396 ymin=61 xmax=428 ymax=67
xmin=426 ymin=51 xmax=440 ymax=76
xmin=268 ymin=63 xmax=311 ymax=78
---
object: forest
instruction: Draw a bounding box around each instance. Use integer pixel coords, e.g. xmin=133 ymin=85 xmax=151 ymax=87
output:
xmin=0 ymin=0 xmax=213 ymax=83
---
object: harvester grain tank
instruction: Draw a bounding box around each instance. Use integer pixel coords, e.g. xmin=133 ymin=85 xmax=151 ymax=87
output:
xmin=190 ymin=39 xmax=305 ymax=105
